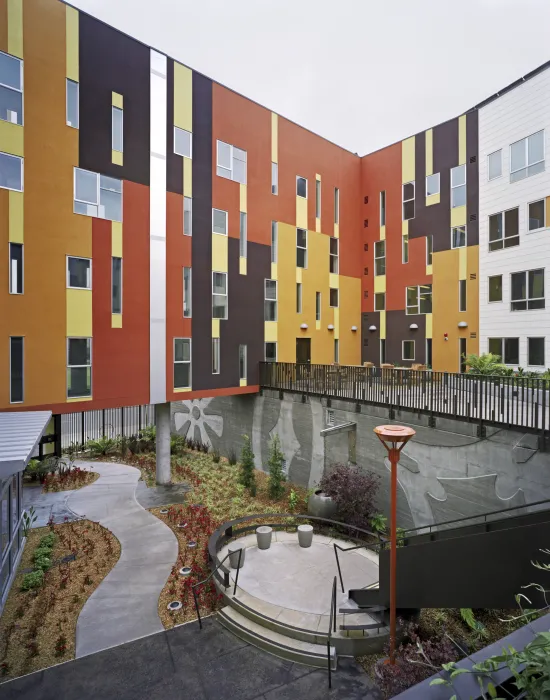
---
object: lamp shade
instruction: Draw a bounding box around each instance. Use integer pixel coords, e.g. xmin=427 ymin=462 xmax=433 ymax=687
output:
xmin=458 ymin=321 xmax=468 ymax=328
xmin=327 ymin=324 xmax=334 ymax=331
xmin=300 ymin=323 xmax=308 ymax=330
xmin=351 ymin=325 xmax=358 ymax=332
xmin=374 ymin=424 xmax=416 ymax=448
xmin=369 ymin=325 xmax=377 ymax=331
xmin=409 ymin=323 xmax=419 ymax=330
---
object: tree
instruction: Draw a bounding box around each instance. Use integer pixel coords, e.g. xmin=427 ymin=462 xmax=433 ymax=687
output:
xmin=239 ymin=435 xmax=256 ymax=496
xmin=267 ymin=434 xmax=286 ymax=500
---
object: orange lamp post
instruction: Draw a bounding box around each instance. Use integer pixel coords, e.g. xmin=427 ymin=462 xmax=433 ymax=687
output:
xmin=374 ymin=424 xmax=416 ymax=664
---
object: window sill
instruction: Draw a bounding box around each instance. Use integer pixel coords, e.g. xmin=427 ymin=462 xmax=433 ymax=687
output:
xmin=212 ymin=231 xmax=228 ymax=236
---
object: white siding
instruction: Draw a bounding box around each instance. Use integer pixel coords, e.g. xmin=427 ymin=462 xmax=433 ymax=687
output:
xmin=479 ymin=68 xmax=550 ymax=369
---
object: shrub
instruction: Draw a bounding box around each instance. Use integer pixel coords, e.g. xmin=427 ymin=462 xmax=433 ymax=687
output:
xmin=170 ymin=434 xmax=187 ymax=456
xmin=465 ymin=352 xmax=507 ymax=376
xmin=212 ymin=448 xmax=221 ymax=463
xmin=24 ymin=459 xmax=40 ymax=481
xmin=239 ymin=435 xmax=257 ymax=495
xmin=319 ymin=463 xmax=380 ymax=531
xmin=34 ymin=554 xmax=52 ymax=572
xmin=227 ymin=448 xmax=237 ymax=466
xmin=267 ymin=434 xmax=286 ymax=500
xmin=21 ymin=570 xmax=45 ymax=591
xmin=86 ymin=436 xmax=116 ymax=457
xmin=34 ymin=546 xmax=53 ymax=560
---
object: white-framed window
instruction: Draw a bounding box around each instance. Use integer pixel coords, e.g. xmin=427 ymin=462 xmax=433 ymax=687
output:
xmin=426 ymin=173 xmax=440 ymax=196
xmin=297 ymin=228 xmax=307 ymax=268
xmin=402 ymin=233 xmax=409 ymax=263
xmin=0 ymin=151 xmax=23 ymax=192
xmin=375 ymin=292 xmax=385 ymax=311
xmin=174 ymin=338 xmax=191 ymax=388
xmin=488 ymin=275 xmax=502 ymax=303
xmin=426 ymin=235 xmax=433 ymax=265
xmin=9 ymin=336 xmax=23 ymax=404
xmin=66 ymin=79 xmax=79 ymax=128
xmin=67 ymin=337 xmax=92 ymax=398
xmin=528 ymin=199 xmax=546 ymax=232
xmin=9 ymin=242 xmax=23 ymax=294
xmin=488 ymin=337 xmax=519 ymax=365
xmin=112 ymin=257 xmax=122 ymax=314
xmin=212 ymin=272 xmax=228 ymax=319
xmin=112 ymin=106 xmax=123 ymax=153
xmin=451 ymin=225 xmax=467 ymax=249
xmin=406 ymin=284 xmax=432 ymax=315
xmin=402 ymin=181 xmax=415 ymax=220
xmin=330 ymin=288 xmax=339 ymax=307
xmin=510 ymin=130 xmax=544 ymax=183
xmin=0 ymin=51 xmax=23 ymax=125
xmin=296 ymin=282 xmax=302 ymax=313
xmin=489 ymin=207 xmax=519 ymax=251
xmin=74 ymin=168 xmax=122 ymax=222
xmin=174 ymin=127 xmax=192 ymax=158
xmin=402 ymin=340 xmax=415 ymax=361
xmin=239 ymin=344 xmax=247 ymax=381
xmin=334 ymin=338 xmax=339 ymax=364
xmin=459 ymin=279 xmax=467 ymax=312
xmin=316 ymin=291 xmax=321 ymax=321
xmin=239 ymin=212 xmax=247 ymax=258
xmin=334 ymin=187 xmax=340 ymax=224
xmin=184 ymin=197 xmax=192 ymax=236
xmin=374 ymin=240 xmax=385 ymax=276
xmin=380 ymin=190 xmax=386 ymax=226
xmin=212 ymin=338 xmax=220 ymax=374
xmin=330 ymin=237 xmax=339 ymax=273
xmin=183 ymin=266 xmax=192 ymax=318
xmin=216 ymin=140 xmax=246 ymax=184
xmin=315 ymin=179 xmax=321 ymax=218
xmin=488 ymin=150 xmax=501 ymax=180
xmin=271 ymin=221 xmax=278 ymax=263
xmin=265 ymin=279 xmax=277 ymax=321
xmin=212 ymin=208 xmax=228 ymax=235
xmin=67 ymin=256 xmax=91 ymax=290
xmin=528 ymin=337 xmax=545 ymax=367
xmin=511 ymin=268 xmax=545 ymax=311
xmin=451 ymin=164 xmax=466 ymax=208
xmin=296 ymin=176 xmax=307 ymax=198
xmin=265 ymin=342 xmax=277 ymax=362
xmin=271 ymin=162 xmax=278 ymax=195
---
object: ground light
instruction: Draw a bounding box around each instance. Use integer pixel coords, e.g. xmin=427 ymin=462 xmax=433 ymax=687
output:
xmin=374 ymin=424 xmax=416 ymax=664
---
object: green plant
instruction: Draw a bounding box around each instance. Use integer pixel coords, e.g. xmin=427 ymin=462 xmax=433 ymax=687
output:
xmin=86 ymin=436 xmax=116 ymax=457
xmin=34 ymin=554 xmax=53 ymax=572
xmin=239 ymin=435 xmax=257 ymax=495
xmin=370 ymin=512 xmax=387 ymax=534
xmin=212 ymin=448 xmax=221 ymax=463
xmin=170 ymin=434 xmax=187 ymax=456
xmin=465 ymin=352 xmax=508 ymax=376
xmin=22 ymin=507 xmax=37 ymax=537
xmin=34 ymin=545 xmax=53 ymax=560
xmin=21 ymin=570 xmax=45 ymax=591
xmin=288 ymin=489 xmax=299 ymax=512
xmin=267 ymin=434 xmax=286 ymax=500
xmin=227 ymin=447 xmax=237 ymax=466
xmin=460 ymin=608 xmax=488 ymax=639
xmin=39 ymin=532 xmax=56 ymax=548
xmin=24 ymin=459 xmax=41 ymax=481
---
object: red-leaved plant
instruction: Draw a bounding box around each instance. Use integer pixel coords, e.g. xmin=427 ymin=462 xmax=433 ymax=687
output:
xmin=319 ymin=463 xmax=380 ymax=531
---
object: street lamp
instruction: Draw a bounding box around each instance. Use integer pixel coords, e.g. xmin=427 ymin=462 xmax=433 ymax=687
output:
xmin=374 ymin=424 xmax=416 ymax=664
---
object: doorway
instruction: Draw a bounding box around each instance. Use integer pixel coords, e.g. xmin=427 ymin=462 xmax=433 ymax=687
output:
xmin=296 ymin=337 xmax=311 ymax=364
xmin=426 ymin=338 xmax=433 ymax=368
xmin=459 ymin=337 xmax=467 ymax=373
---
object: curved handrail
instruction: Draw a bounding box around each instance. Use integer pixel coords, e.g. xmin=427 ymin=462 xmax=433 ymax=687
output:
xmin=192 ymin=548 xmax=242 ymax=630
xmin=333 ymin=541 xmax=382 ymax=593
xmin=327 ymin=576 xmax=337 ymax=689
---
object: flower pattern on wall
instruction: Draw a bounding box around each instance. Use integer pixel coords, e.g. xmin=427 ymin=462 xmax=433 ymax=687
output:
xmin=174 ymin=398 xmax=223 ymax=448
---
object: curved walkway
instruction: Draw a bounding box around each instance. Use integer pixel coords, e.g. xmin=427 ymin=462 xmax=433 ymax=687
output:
xmin=67 ymin=461 xmax=179 ymax=658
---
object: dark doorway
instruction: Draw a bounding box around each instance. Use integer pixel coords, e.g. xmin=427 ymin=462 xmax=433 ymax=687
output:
xmin=379 ymin=339 xmax=386 ymax=365
xmin=459 ymin=337 xmax=467 ymax=373
xmin=426 ymin=338 xmax=433 ymax=368
xmin=296 ymin=337 xmax=311 ymax=364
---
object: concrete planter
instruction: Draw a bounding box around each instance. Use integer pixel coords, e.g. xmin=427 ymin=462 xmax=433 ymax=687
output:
xmin=307 ymin=490 xmax=337 ymax=520
xmin=297 ymin=524 xmax=313 ymax=548
xmin=228 ymin=544 xmax=246 ymax=569
xmin=256 ymin=525 xmax=273 ymax=550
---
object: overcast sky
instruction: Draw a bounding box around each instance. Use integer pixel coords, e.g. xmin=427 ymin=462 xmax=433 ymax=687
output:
xmin=72 ymin=0 xmax=550 ymax=155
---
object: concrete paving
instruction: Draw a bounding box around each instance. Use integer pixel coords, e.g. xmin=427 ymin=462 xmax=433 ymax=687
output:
xmin=23 ymin=483 xmax=80 ymax=527
xmin=135 ymin=480 xmax=190 ymax=509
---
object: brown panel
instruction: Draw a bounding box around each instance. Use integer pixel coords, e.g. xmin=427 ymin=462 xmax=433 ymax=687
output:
xmin=0 ymin=0 xmax=8 ymax=53
xmin=385 ymin=310 xmax=426 ymax=366
xmin=166 ymin=59 xmax=183 ymax=196
xmin=430 ymin=118 xmax=458 ymax=254
xmin=361 ymin=311 xmax=380 ymax=365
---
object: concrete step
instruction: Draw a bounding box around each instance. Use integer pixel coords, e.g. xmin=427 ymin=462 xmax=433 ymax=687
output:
xmin=218 ymin=606 xmax=337 ymax=670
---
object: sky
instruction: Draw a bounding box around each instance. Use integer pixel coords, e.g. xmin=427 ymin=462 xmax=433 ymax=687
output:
xmin=71 ymin=0 xmax=550 ymax=155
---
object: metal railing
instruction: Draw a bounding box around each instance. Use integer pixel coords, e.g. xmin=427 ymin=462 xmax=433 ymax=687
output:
xmin=260 ymin=362 xmax=550 ymax=438
xmin=333 ymin=541 xmax=382 ymax=593
xmin=327 ymin=576 xmax=337 ymax=690
xmin=192 ymin=549 xmax=242 ymax=630
xmin=60 ymin=404 xmax=155 ymax=449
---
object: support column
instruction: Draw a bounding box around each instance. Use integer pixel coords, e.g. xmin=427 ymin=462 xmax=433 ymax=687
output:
xmin=155 ymin=402 xmax=171 ymax=485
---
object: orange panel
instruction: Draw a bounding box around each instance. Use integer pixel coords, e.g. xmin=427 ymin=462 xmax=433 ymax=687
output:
xmin=0 ymin=0 xmax=7 ymax=53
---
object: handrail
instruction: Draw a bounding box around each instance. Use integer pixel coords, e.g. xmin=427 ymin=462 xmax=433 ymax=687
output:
xmin=192 ymin=548 xmax=242 ymax=630
xmin=327 ymin=575 xmax=337 ymax=689
xmin=333 ymin=541 xmax=382 ymax=593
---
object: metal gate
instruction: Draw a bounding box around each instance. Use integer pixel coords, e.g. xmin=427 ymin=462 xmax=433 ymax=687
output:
xmin=60 ymin=404 xmax=155 ymax=449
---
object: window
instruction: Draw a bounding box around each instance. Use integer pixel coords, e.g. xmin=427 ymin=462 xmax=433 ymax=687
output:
xmin=112 ymin=106 xmax=123 ymax=153
xmin=316 ymin=292 xmax=321 ymax=321
xmin=528 ymin=200 xmax=546 ymax=232
xmin=212 ymin=338 xmax=220 ymax=374
xmin=67 ymin=256 xmax=91 ymax=290
xmin=9 ymin=337 xmax=23 ymax=404
xmin=296 ymin=282 xmax=302 ymax=313
xmin=74 ymin=168 xmax=122 ymax=222
xmin=9 ymin=243 xmax=22 ymax=294
xmin=112 ymin=258 xmax=122 ymax=314
xmin=402 ymin=340 xmax=415 ymax=361
xmin=402 ymin=181 xmax=415 ymax=220
xmin=488 ymin=150 xmax=501 ymax=180
xmin=511 ymin=268 xmax=545 ymax=311
xmin=374 ymin=240 xmax=385 ymax=276
xmin=239 ymin=212 xmax=247 ymax=257
xmin=271 ymin=162 xmax=278 ymax=195
xmin=406 ymin=284 xmax=432 ymax=314
xmin=488 ymin=275 xmax=502 ymax=302
xmin=0 ymin=51 xmax=23 ymax=125
xmin=488 ymin=337 xmax=519 ymax=365
xmin=489 ymin=208 xmax=519 ymax=251
xmin=296 ymin=176 xmax=307 ymax=198
xmin=174 ymin=338 xmax=191 ymax=388
xmin=239 ymin=344 xmax=247 ymax=380
xmin=402 ymin=233 xmax=409 ymax=263
xmin=510 ymin=131 xmax=544 ymax=182
xmin=212 ymin=272 xmax=228 ymax=319
xmin=326 ymin=409 xmax=335 ymax=426
xmin=265 ymin=280 xmax=277 ymax=321
xmin=297 ymin=228 xmax=307 ymax=268
xmin=451 ymin=226 xmax=467 ymax=249
xmin=334 ymin=188 xmax=340 ymax=224
xmin=330 ymin=237 xmax=339 ymax=274
xmin=212 ymin=208 xmax=228 ymax=235
xmin=0 ymin=152 xmax=23 ymax=192
xmin=380 ymin=190 xmax=386 ymax=226
xmin=451 ymin=165 xmax=466 ymax=208
xmin=529 ymin=338 xmax=545 ymax=367
xmin=375 ymin=292 xmax=385 ymax=311
xmin=184 ymin=197 xmax=192 ymax=236
xmin=330 ymin=288 xmax=339 ymax=307
xmin=459 ymin=279 xmax=467 ymax=312
xmin=183 ymin=267 xmax=192 ymax=318
xmin=265 ymin=342 xmax=277 ymax=362
xmin=426 ymin=235 xmax=433 ymax=265
xmin=334 ymin=339 xmax=339 ymax=364
xmin=66 ymin=79 xmax=79 ymax=128
xmin=315 ymin=180 xmax=321 ymax=218
xmin=216 ymin=140 xmax=246 ymax=184
xmin=67 ymin=338 xmax=92 ymax=398
xmin=426 ymin=173 xmax=440 ymax=196
xmin=174 ymin=127 xmax=192 ymax=158
xmin=271 ymin=221 xmax=278 ymax=263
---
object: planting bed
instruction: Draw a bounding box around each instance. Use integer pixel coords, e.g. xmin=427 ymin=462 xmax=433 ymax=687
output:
xmin=42 ymin=468 xmax=99 ymax=493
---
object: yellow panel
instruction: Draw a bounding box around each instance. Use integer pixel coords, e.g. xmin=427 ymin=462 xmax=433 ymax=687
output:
xmin=112 ymin=149 xmax=123 ymax=166
xmin=240 ymin=184 xmax=247 ymax=213
xmin=239 ymin=379 xmax=247 ymax=387
xmin=271 ymin=113 xmax=278 ymax=163
xmin=112 ymin=92 xmax=123 ymax=108
xmin=111 ymin=221 xmax=123 ymax=257
xmin=374 ymin=275 xmax=386 ymax=294
xmin=338 ymin=275 xmax=361 ymax=365
xmin=174 ymin=62 xmax=193 ymax=131
xmin=402 ymin=136 xmax=415 ymax=184
xmin=183 ymin=157 xmax=192 ymax=198
xmin=8 ymin=190 xmax=23 ymax=243
xmin=7 ymin=0 xmax=23 ymax=58
xmin=379 ymin=225 xmax=385 ymax=241
xmin=67 ymin=396 xmax=93 ymax=403
xmin=174 ymin=387 xmax=192 ymax=393
xmin=458 ymin=115 xmax=467 ymax=166
xmin=315 ymin=320 xmax=321 ymax=331
xmin=296 ymin=266 xmax=302 ymax=284
xmin=380 ymin=310 xmax=386 ymax=340
xmin=426 ymin=264 xmax=433 ymax=276
xmin=458 ymin=246 xmax=467 ymax=280
xmin=212 ymin=319 xmax=220 ymax=338
xmin=265 ymin=321 xmax=277 ymax=342
xmin=329 ymin=273 xmax=339 ymax=289
xmin=296 ymin=197 xmax=307 ymax=228
xmin=334 ymin=223 xmax=339 ymax=239
xmin=271 ymin=262 xmax=277 ymax=280
xmin=0 ymin=120 xmax=23 ymax=157
xmin=425 ymin=128 xmax=433 ymax=177
xmin=239 ymin=256 xmax=247 ymax=275
xmin=315 ymin=217 xmax=320 ymax=233
xmin=402 ymin=219 xmax=409 ymax=236
xmin=426 ymin=193 xmax=440 ymax=207
xmin=333 ymin=307 xmax=339 ymax=337
xmin=66 ymin=5 xmax=79 ymax=81
xmin=111 ymin=313 xmax=122 ymax=328
xmin=212 ymin=234 xmax=228 ymax=273
xmin=450 ymin=205 xmax=466 ymax=227
xmin=425 ymin=313 xmax=432 ymax=339
xmin=67 ymin=289 xmax=92 ymax=337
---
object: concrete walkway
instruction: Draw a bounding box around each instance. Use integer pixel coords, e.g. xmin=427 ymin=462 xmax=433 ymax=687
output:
xmin=66 ymin=461 xmax=179 ymax=658
xmin=23 ymin=483 xmax=80 ymax=527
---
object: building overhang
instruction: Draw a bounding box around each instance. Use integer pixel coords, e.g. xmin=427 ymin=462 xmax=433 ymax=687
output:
xmin=0 ymin=411 xmax=52 ymax=480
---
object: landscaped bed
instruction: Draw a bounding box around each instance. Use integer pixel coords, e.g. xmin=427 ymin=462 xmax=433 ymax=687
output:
xmin=0 ymin=519 xmax=120 ymax=681
xmin=42 ymin=468 xmax=99 ymax=493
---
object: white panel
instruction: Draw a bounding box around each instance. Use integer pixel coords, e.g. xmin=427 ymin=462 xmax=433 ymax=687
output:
xmin=150 ymin=73 xmax=167 ymax=157
xmin=150 ymin=50 xmax=167 ymax=77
